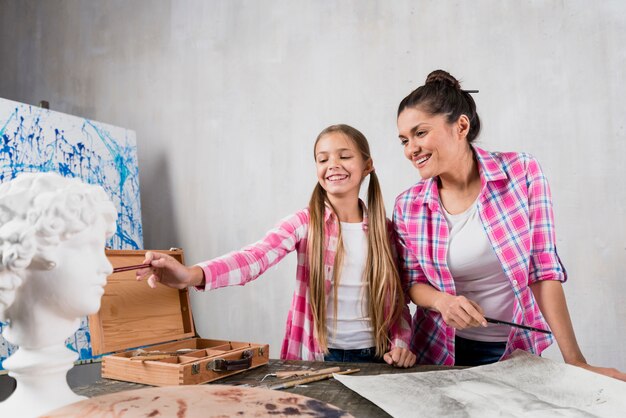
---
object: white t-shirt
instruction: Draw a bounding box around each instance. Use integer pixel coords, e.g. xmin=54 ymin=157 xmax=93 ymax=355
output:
xmin=326 ymin=222 xmax=375 ymax=349
xmin=442 ymin=200 xmax=515 ymax=342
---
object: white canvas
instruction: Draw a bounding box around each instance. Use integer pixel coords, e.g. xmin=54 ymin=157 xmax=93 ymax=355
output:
xmin=334 ymin=350 xmax=626 ymax=418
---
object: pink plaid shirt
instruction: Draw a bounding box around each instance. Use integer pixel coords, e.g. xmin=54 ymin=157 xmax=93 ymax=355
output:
xmin=196 ymin=206 xmax=412 ymax=361
xmin=393 ymin=146 xmax=567 ymax=365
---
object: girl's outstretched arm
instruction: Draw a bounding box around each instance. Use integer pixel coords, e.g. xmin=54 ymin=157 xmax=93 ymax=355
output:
xmin=137 ymin=210 xmax=308 ymax=291
xmin=197 ymin=210 xmax=307 ymax=290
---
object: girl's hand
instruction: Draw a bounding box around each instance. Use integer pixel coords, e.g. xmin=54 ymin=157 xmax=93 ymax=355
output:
xmin=136 ymin=251 xmax=204 ymax=289
xmin=571 ymin=361 xmax=626 ymax=382
xmin=383 ymin=347 xmax=416 ymax=368
xmin=434 ymin=293 xmax=487 ymax=330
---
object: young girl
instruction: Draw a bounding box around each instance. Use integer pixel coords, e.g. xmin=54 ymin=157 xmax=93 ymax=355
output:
xmin=136 ymin=124 xmax=415 ymax=367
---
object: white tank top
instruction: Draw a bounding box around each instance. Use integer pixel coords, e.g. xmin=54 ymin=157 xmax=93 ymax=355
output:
xmin=326 ymin=222 xmax=375 ymax=349
xmin=442 ymin=200 xmax=515 ymax=342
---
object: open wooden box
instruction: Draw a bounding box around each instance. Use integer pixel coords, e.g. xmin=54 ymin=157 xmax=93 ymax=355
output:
xmin=88 ymin=249 xmax=269 ymax=386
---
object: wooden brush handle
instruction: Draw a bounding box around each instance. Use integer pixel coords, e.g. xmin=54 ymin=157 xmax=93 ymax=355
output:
xmin=129 ymin=354 xmax=174 ymax=362
xmin=276 ymin=366 xmax=340 ymax=379
xmin=270 ymin=368 xmax=359 ymax=390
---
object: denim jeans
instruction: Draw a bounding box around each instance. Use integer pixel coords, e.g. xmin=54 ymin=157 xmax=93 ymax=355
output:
xmin=455 ymin=335 xmax=507 ymax=366
xmin=324 ymin=347 xmax=383 ymax=363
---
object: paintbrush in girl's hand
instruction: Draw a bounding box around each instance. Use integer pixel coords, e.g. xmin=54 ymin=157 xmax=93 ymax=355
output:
xmin=112 ymin=263 xmax=152 ymax=273
xmin=485 ymin=317 xmax=551 ymax=334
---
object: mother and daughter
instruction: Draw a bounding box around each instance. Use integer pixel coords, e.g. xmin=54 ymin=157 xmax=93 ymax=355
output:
xmin=137 ymin=70 xmax=625 ymax=380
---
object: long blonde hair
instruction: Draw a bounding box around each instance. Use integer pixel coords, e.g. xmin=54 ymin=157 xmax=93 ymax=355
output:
xmin=307 ymin=124 xmax=403 ymax=357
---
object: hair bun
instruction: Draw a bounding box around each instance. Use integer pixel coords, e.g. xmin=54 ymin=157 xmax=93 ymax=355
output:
xmin=425 ymin=70 xmax=461 ymax=89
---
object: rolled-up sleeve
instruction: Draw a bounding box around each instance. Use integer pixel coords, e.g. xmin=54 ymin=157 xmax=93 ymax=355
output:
xmin=526 ymin=157 xmax=567 ymax=284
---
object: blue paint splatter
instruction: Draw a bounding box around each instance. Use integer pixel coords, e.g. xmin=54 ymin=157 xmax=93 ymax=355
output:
xmin=0 ymin=98 xmax=144 ymax=369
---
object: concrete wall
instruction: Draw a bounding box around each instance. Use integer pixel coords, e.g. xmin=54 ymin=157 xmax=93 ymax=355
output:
xmin=1 ymin=0 xmax=624 ymax=369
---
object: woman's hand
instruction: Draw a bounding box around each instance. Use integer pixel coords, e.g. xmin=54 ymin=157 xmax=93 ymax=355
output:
xmin=408 ymin=283 xmax=487 ymax=330
xmin=135 ymin=251 xmax=204 ymax=289
xmin=569 ymin=361 xmax=626 ymax=382
xmin=383 ymin=347 xmax=416 ymax=368
xmin=434 ymin=293 xmax=487 ymax=330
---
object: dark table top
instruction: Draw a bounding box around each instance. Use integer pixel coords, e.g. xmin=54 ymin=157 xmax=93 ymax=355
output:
xmin=71 ymin=359 xmax=456 ymax=417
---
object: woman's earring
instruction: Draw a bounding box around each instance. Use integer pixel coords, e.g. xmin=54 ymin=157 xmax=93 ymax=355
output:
xmin=45 ymin=261 xmax=57 ymax=270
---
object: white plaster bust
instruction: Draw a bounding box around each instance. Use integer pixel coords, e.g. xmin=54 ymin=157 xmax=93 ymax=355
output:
xmin=0 ymin=172 xmax=117 ymax=417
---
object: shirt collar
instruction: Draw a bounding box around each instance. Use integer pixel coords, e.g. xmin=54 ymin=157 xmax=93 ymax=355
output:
xmin=472 ymin=145 xmax=507 ymax=183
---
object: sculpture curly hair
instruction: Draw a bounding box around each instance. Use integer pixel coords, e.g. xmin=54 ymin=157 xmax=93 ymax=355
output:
xmin=0 ymin=172 xmax=117 ymax=321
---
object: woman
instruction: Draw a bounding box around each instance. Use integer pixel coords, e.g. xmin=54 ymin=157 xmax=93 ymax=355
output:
xmin=393 ymin=69 xmax=625 ymax=380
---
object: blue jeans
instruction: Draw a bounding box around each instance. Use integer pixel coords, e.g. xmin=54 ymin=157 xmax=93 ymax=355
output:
xmin=324 ymin=347 xmax=383 ymax=363
xmin=455 ymin=335 xmax=506 ymax=366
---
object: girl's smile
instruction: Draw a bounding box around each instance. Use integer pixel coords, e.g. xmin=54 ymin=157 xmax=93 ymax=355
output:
xmin=315 ymin=132 xmax=371 ymax=199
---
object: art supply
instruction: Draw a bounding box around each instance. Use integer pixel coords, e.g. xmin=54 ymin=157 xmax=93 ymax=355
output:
xmin=277 ymin=366 xmax=340 ymax=379
xmin=93 ymin=249 xmax=271 ymax=386
xmin=269 ymin=368 xmax=360 ymax=390
xmin=132 ymin=348 xmax=194 ymax=356
xmin=261 ymin=366 xmax=341 ymax=381
xmin=130 ymin=354 xmax=174 ymax=362
xmin=44 ymin=385 xmax=351 ymax=417
xmin=130 ymin=348 xmax=195 ymax=362
xmin=485 ymin=317 xmax=551 ymax=334
xmin=112 ymin=263 xmax=152 ymax=273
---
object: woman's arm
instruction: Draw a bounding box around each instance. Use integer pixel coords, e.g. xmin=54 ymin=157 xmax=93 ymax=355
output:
xmin=530 ymin=280 xmax=626 ymax=381
xmin=525 ymin=157 xmax=625 ymax=380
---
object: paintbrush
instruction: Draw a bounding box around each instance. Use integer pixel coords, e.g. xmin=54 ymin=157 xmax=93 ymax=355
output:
xmin=129 ymin=348 xmax=194 ymax=362
xmin=269 ymin=368 xmax=360 ymax=390
xmin=129 ymin=354 xmax=174 ymax=362
xmin=261 ymin=367 xmax=341 ymax=381
xmin=485 ymin=317 xmax=551 ymax=334
xmin=277 ymin=366 xmax=340 ymax=379
xmin=112 ymin=263 xmax=152 ymax=273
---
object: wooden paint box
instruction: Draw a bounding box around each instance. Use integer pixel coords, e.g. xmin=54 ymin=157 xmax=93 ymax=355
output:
xmin=88 ymin=249 xmax=269 ymax=386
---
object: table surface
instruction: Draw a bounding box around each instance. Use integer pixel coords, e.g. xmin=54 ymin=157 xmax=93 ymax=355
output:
xmin=73 ymin=359 xmax=456 ymax=417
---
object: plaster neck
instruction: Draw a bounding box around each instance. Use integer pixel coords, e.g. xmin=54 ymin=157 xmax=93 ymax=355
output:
xmin=2 ymin=343 xmax=78 ymax=373
xmin=2 ymin=308 xmax=80 ymax=349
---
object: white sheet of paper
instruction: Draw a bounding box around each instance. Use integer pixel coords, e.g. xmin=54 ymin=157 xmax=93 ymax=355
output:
xmin=334 ymin=350 xmax=625 ymax=418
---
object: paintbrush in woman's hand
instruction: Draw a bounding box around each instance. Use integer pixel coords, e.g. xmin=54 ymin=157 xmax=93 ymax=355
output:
xmin=485 ymin=317 xmax=551 ymax=334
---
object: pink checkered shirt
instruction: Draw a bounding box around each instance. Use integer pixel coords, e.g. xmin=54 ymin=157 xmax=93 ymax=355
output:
xmin=393 ymin=146 xmax=567 ymax=365
xmin=196 ymin=206 xmax=412 ymax=361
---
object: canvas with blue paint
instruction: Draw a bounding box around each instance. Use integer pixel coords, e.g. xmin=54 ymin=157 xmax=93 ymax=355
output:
xmin=0 ymin=97 xmax=143 ymax=370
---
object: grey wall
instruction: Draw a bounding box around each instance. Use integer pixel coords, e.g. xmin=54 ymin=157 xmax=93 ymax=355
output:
xmin=1 ymin=0 xmax=624 ymax=369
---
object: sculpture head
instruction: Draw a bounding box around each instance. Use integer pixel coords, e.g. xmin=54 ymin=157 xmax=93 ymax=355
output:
xmin=0 ymin=172 xmax=117 ymax=329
